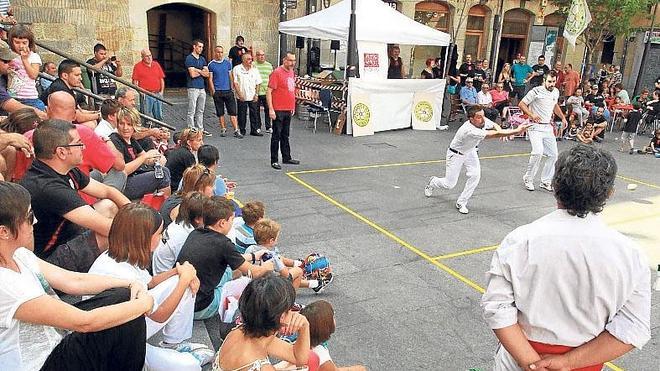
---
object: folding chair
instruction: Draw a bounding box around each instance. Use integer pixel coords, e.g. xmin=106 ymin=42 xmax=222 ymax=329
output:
xmin=305 ymin=89 xmax=333 ymax=133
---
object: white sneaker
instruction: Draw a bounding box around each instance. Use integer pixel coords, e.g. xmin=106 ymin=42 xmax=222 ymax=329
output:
xmin=456 ymin=203 xmax=469 ymax=214
xmin=438 ymin=125 xmax=449 ymax=131
xmin=424 ymin=177 xmax=433 ymax=197
xmin=539 ymin=182 xmax=554 ymax=192
xmin=523 ymin=176 xmax=535 ymax=191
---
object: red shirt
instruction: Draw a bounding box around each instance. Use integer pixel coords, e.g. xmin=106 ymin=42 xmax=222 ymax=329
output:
xmin=268 ymin=66 xmax=296 ymax=111
xmin=132 ymin=60 xmax=165 ymax=92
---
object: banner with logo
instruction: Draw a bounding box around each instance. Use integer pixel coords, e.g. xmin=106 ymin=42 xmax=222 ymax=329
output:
xmin=563 ymin=0 xmax=592 ymax=46
xmin=358 ymin=41 xmax=388 ymax=80
xmin=350 ymin=92 xmax=374 ymax=137
xmin=411 ymin=92 xmax=438 ymax=130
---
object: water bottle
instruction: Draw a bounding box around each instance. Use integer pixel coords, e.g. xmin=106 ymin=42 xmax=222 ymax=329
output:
xmin=154 ymin=160 xmax=164 ymax=179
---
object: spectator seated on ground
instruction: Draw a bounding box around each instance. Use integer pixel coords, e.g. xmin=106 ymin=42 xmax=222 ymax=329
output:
xmin=588 ymin=106 xmax=608 ymax=142
xmin=40 ymin=59 xmax=99 ymax=127
xmin=642 ymin=129 xmax=660 ymax=154
xmin=160 ymin=164 xmax=215 ymax=228
xmin=0 ymin=181 xmax=151 ymax=371
xmin=116 ymin=86 xmax=170 ymax=151
xmin=166 ymin=127 xmax=203 ymax=191
xmin=153 ymin=192 xmax=207 ymax=275
xmin=19 ymin=119 xmax=130 ymax=272
xmin=0 ymin=106 xmax=41 ymax=134
xmin=246 ymin=218 xmax=333 ymax=293
xmin=565 ymin=88 xmax=589 ymax=126
xmin=563 ymin=115 xmax=580 ymax=141
xmin=0 ymin=108 xmax=40 ymax=181
xmin=88 ymin=202 xmax=214 ymax=369
xmin=0 ymin=129 xmax=31 ymax=181
xmin=42 ymin=91 xmax=127 ymax=193
xmin=476 ymin=82 xmax=499 ymax=121
xmin=197 ymin=144 xmax=236 ymax=197
xmin=584 ymin=84 xmax=611 ymax=120
xmin=110 ymin=107 xmax=170 ymax=200
xmin=577 ymin=122 xmax=595 ymax=144
xmin=296 ymin=300 xmax=367 ymax=371
xmin=175 ymin=196 xmax=278 ymax=321
xmin=213 ymin=275 xmax=313 ymax=370
xmin=233 ymin=201 xmax=265 ymax=253
xmin=7 ymin=25 xmax=46 ymax=111
xmin=94 ymin=98 xmax=121 ymax=140
xmin=489 ymin=82 xmax=509 ymax=114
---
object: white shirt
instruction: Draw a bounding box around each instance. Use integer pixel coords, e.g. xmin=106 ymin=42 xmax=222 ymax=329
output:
xmin=232 ymin=64 xmax=262 ymax=101
xmin=477 ymin=91 xmax=493 ymax=106
xmin=482 ymin=209 xmax=651 ymax=349
xmin=0 ymin=248 xmax=63 ymax=371
xmin=448 ymin=119 xmax=494 ymax=154
xmin=94 ymin=119 xmax=117 ymax=140
xmin=312 ymin=345 xmax=332 ymax=366
xmin=521 ymin=86 xmax=559 ymax=124
xmin=152 ymin=222 xmax=195 ymax=275
xmin=88 ymin=252 xmax=152 ymax=287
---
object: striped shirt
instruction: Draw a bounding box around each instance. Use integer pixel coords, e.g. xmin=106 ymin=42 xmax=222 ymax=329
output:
xmin=254 ymin=61 xmax=273 ymax=96
xmin=0 ymin=0 xmax=9 ymax=17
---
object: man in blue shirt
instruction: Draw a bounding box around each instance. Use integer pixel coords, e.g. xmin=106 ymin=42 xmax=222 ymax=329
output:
xmin=460 ymin=77 xmax=478 ymax=106
xmin=185 ymin=39 xmax=210 ymax=136
xmin=208 ymin=46 xmax=242 ymax=138
xmin=511 ymin=55 xmax=533 ymax=102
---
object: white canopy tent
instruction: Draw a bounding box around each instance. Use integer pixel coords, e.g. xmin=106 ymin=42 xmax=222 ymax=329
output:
xmin=279 ymin=0 xmax=451 ymax=135
xmin=279 ymin=0 xmax=450 ymax=47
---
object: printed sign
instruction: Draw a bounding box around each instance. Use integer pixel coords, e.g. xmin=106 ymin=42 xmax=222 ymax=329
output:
xmin=412 ymin=92 xmax=437 ymax=130
xmin=351 ymin=93 xmax=374 ymax=137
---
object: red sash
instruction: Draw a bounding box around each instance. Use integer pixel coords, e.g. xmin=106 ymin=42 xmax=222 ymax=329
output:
xmin=529 ymin=341 xmax=604 ymax=371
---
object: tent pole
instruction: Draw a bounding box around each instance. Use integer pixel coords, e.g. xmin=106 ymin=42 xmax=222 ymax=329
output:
xmin=279 ymin=0 xmax=288 ymax=62
xmin=347 ymin=0 xmax=358 ymax=78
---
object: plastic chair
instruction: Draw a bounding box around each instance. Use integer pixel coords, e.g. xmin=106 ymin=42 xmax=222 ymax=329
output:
xmin=306 ymin=89 xmax=333 ymax=133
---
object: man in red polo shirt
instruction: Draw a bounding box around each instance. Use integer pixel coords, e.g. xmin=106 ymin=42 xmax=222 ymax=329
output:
xmin=266 ymin=52 xmax=299 ymax=170
xmin=132 ymin=48 xmax=166 ymax=120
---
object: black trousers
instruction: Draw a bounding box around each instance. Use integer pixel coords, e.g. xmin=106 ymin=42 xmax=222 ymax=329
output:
xmin=257 ymin=95 xmax=271 ymax=129
xmin=41 ymin=288 xmax=147 ymax=371
xmin=271 ymin=111 xmax=292 ymax=163
xmin=237 ymin=100 xmax=259 ymax=135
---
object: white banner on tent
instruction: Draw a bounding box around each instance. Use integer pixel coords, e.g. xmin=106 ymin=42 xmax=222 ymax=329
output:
xmin=348 ymin=79 xmax=445 ymax=135
xmin=411 ymin=92 xmax=438 ymax=130
xmin=350 ymin=92 xmax=375 ymax=137
xmin=358 ymin=41 xmax=388 ymax=80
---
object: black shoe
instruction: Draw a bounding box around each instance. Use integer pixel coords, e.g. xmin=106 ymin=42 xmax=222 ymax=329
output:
xmin=271 ymin=162 xmax=282 ymax=170
xmin=250 ymin=132 xmax=264 ymax=137
xmin=283 ymin=159 xmax=300 ymax=165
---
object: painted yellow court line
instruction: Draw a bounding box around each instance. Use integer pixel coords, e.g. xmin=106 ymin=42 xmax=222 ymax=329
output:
xmin=616 ymin=175 xmax=660 ymax=190
xmin=286 ymin=172 xmax=486 ymax=293
xmin=433 ymin=245 xmax=500 ymax=260
xmin=287 ymin=152 xmax=530 ymax=175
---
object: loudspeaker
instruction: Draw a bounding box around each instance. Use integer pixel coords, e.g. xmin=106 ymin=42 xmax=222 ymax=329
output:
xmin=296 ymin=36 xmax=305 ymax=49
xmin=330 ymin=40 xmax=340 ymax=50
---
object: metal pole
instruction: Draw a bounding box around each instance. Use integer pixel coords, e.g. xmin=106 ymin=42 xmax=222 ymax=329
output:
xmin=489 ymin=0 xmax=505 ymax=80
xmin=35 ymin=41 xmax=174 ymax=106
xmin=633 ymin=4 xmax=657 ymax=96
xmin=279 ymin=0 xmax=288 ymax=62
xmin=39 ymin=73 xmax=176 ymax=131
xmin=346 ymin=0 xmax=358 ymax=78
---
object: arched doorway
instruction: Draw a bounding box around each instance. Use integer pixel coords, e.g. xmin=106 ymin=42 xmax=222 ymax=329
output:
xmin=147 ymin=3 xmax=216 ymax=87
xmin=412 ymin=1 xmax=451 ymax=77
xmin=463 ymin=5 xmax=491 ymax=60
xmin=497 ymin=9 xmax=532 ymax=72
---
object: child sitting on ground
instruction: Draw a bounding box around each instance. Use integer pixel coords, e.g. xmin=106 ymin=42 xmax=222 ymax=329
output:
xmin=577 ymin=122 xmax=594 ymax=144
xmin=563 ymin=115 xmax=579 ymax=141
xmin=619 ymin=103 xmax=642 ymax=154
xmin=233 ymin=201 xmax=265 ymax=253
xmin=642 ymin=129 xmax=660 ymax=154
xmin=246 ymin=218 xmax=333 ymax=293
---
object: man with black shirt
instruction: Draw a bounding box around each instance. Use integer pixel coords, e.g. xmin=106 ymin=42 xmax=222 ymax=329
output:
xmin=228 ymin=35 xmax=249 ymax=69
xmin=585 ymin=84 xmax=605 ymax=107
xmin=473 ymin=60 xmax=487 ymax=91
xmin=458 ymin=54 xmax=475 ymax=86
xmin=529 ymin=55 xmax=550 ymax=88
xmin=41 ymin=60 xmax=100 ymax=126
xmin=20 ymin=119 xmax=130 ymax=272
xmin=588 ymin=106 xmax=608 ymax=142
xmin=86 ymin=43 xmax=122 ymax=96
xmin=176 ymin=196 xmax=277 ymax=320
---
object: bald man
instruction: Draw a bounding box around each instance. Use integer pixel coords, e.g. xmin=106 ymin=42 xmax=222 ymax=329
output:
xmin=254 ymin=49 xmax=274 ymax=133
xmin=132 ymin=48 xmax=165 ymax=120
xmin=45 ymin=91 xmax=126 ymax=191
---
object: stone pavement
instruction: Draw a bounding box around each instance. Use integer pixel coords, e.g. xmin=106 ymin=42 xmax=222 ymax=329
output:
xmin=161 ymin=90 xmax=660 ymax=370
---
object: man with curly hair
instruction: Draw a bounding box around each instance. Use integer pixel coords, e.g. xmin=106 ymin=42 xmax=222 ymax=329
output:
xmin=482 ymin=145 xmax=651 ymax=371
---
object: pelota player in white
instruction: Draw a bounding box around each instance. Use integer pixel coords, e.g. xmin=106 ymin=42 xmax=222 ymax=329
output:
xmin=424 ymin=105 xmax=530 ymax=214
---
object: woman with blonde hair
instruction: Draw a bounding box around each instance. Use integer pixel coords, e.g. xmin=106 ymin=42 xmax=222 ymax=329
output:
xmin=160 ymin=164 xmax=216 ymax=227
xmin=110 ymin=107 xmax=171 ymax=200
xmin=88 ymin=202 xmax=214 ymax=370
xmin=498 ymin=63 xmax=513 ymax=92
xmin=166 ymin=127 xmax=204 ymax=191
